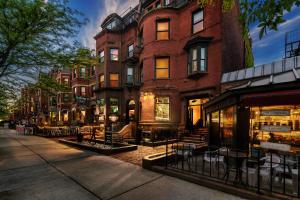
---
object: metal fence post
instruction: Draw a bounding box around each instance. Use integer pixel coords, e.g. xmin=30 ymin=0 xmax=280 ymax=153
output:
xmin=257 ymin=150 xmax=260 ymax=193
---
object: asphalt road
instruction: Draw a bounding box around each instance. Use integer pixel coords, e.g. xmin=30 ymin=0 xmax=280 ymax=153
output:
xmin=0 ymin=128 xmax=244 ymax=200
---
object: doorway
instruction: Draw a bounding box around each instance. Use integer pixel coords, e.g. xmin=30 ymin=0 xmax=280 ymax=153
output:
xmin=187 ymin=98 xmax=209 ymax=129
xmin=126 ymin=100 xmax=136 ymax=122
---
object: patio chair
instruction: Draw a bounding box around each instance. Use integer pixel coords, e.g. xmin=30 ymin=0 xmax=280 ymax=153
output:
xmin=275 ymin=157 xmax=295 ymax=183
xmin=259 ymin=154 xmax=281 ymax=185
xmin=175 ymin=143 xmax=196 ymax=169
xmin=203 ymin=149 xmax=225 ymax=173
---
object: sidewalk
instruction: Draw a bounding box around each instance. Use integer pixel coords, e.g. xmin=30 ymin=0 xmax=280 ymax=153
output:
xmin=0 ymin=128 xmax=244 ymax=200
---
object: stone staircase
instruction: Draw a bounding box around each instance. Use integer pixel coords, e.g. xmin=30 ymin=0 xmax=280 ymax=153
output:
xmin=180 ymin=128 xmax=208 ymax=150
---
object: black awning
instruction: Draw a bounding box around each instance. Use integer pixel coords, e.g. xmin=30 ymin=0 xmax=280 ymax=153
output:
xmin=184 ymin=36 xmax=213 ymax=50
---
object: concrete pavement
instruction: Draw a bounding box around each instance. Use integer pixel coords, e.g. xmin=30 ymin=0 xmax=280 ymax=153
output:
xmin=0 ymin=128 xmax=244 ymax=200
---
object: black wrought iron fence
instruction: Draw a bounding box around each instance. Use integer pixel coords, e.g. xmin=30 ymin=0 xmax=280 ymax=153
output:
xmin=165 ymin=142 xmax=300 ymax=198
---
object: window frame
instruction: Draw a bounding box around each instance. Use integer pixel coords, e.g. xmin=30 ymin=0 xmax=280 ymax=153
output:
xmin=91 ymin=66 xmax=96 ymax=76
xmin=109 ymin=73 xmax=119 ymax=88
xmin=79 ymin=67 xmax=86 ymax=78
xmin=80 ymin=86 xmax=86 ymax=97
xmin=109 ymin=98 xmax=119 ymax=114
xmin=63 ymin=94 xmax=70 ymax=102
xmin=156 ymin=19 xmax=170 ymax=40
xmin=99 ymin=74 xmax=105 ymax=88
xmin=192 ymin=9 xmax=204 ymax=34
xmin=188 ymin=45 xmax=208 ymax=75
xmin=110 ymin=48 xmax=119 ymax=61
xmin=155 ymin=57 xmax=170 ymax=79
xmin=99 ymin=50 xmax=105 ymax=63
xmin=155 ymin=96 xmax=170 ymax=121
xmin=127 ymin=44 xmax=134 ymax=58
xmin=127 ymin=67 xmax=134 ymax=83
xmin=164 ymin=0 xmax=170 ymax=6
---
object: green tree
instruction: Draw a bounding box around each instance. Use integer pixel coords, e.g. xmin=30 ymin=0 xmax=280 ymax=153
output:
xmin=198 ymin=0 xmax=300 ymax=67
xmin=0 ymin=0 xmax=98 ymax=114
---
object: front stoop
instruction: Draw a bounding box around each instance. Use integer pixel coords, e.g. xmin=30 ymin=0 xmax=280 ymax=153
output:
xmin=149 ymin=166 xmax=294 ymax=200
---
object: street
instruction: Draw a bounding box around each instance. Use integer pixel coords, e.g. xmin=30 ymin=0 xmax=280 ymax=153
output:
xmin=0 ymin=128 xmax=244 ymax=200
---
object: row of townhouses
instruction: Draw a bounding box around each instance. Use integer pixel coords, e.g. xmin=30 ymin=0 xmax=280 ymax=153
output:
xmin=14 ymin=0 xmax=300 ymax=149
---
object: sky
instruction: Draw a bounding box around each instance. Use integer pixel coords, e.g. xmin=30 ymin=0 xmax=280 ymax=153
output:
xmin=68 ymin=0 xmax=300 ymax=66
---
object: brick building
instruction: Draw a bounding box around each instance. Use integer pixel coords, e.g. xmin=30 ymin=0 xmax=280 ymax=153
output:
xmin=93 ymin=0 xmax=245 ymax=133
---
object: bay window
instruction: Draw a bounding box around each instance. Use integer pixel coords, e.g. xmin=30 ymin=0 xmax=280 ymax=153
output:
xmin=156 ymin=20 xmax=169 ymax=40
xmin=79 ymin=67 xmax=86 ymax=78
xmin=99 ymin=50 xmax=105 ymax=63
xmin=110 ymin=48 xmax=119 ymax=61
xmin=80 ymin=86 xmax=86 ymax=96
xmin=155 ymin=57 xmax=170 ymax=79
xmin=127 ymin=68 xmax=133 ymax=83
xmin=110 ymin=73 xmax=119 ymax=87
xmin=188 ymin=46 xmax=207 ymax=75
xmin=128 ymin=44 xmax=134 ymax=58
xmin=155 ymin=97 xmax=170 ymax=121
xmin=99 ymin=74 xmax=104 ymax=88
xmin=110 ymin=98 xmax=119 ymax=114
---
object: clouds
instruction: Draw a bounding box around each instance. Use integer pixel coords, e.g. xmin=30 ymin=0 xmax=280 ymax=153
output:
xmin=250 ymin=7 xmax=300 ymax=65
xmin=80 ymin=0 xmax=139 ymax=49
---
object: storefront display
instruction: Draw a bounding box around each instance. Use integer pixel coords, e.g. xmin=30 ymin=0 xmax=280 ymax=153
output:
xmin=250 ymin=105 xmax=300 ymax=146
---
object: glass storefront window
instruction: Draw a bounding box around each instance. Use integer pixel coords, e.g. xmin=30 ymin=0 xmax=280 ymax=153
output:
xmin=220 ymin=106 xmax=235 ymax=146
xmin=250 ymin=105 xmax=300 ymax=146
xmin=155 ymin=97 xmax=170 ymax=121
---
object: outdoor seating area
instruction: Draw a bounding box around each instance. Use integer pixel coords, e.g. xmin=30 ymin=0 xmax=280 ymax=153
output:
xmin=166 ymin=144 xmax=300 ymax=197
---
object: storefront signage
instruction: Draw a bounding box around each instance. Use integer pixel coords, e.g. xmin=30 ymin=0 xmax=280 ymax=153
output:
xmin=261 ymin=125 xmax=291 ymax=132
xmin=261 ymin=110 xmax=290 ymax=116
xmin=261 ymin=142 xmax=291 ymax=152
xmin=105 ymin=131 xmax=112 ymax=146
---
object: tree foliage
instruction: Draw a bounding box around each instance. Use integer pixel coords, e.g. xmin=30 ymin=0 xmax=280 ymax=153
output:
xmin=0 ymin=0 xmax=98 ymax=115
xmin=198 ymin=0 xmax=300 ymax=67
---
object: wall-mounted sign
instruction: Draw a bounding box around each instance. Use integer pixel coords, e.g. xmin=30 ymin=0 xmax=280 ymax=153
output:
xmin=261 ymin=125 xmax=291 ymax=133
xmin=105 ymin=131 xmax=112 ymax=146
xmin=261 ymin=142 xmax=291 ymax=152
xmin=261 ymin=110 xmax=290 ymax=116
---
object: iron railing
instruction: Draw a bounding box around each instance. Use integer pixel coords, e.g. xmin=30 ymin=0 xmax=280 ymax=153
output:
xmin=165 ymin=141 xmax=300 ymax=198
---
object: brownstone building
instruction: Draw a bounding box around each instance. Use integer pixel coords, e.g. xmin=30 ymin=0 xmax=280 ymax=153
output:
xmin=94 ymin=0 xmax=245 ymax=133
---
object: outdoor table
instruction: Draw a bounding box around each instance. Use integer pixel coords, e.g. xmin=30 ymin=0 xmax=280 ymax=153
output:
xmin=219 ymin=150 xmax=248 ymax=183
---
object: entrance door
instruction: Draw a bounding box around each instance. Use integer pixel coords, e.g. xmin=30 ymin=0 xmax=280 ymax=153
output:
xmin=126 ymin=100 xmax=136 ymax=122
xmin=188 ymin=98 xmax=209 ymax=129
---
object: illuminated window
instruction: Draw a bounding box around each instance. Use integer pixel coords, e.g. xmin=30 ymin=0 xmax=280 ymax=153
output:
xmin=156 ymin=20 xmax=169 ymax=40
xmin=73 ymin=87 xmax=77 ymax=96
xmin=155 ymin=57 xmax=169 ymax=79
xmin=127 ymin=68 xmax=133 ymax=83
xmin=110 ymin=98 xmax=119 ymax=114
xmin=128 ymin=44 xmax=134 ymax=57
xmin=63 ymin=78 xmax=69 ymax=85
xmin=155 ymin=97 xmax=170 ymax=121
xmin=192 ymin=10 xmax=204 ymax=33
xmin=188 ymin=46 xmax=207 ymax=74
xmin=110 ymin=48 xmax=119 ymax=61
xmin=99 ymin=50 xmax=104 ymax=63
xmin=99 ymin=75 xmax=104 ymax=88
xmin=79 ymin=67 xmax=86 ymax=78
xmin=80 ymin=86 xmax=86 ymax=96
xmin=63 ymin=112 xmax=68 ymax=122
xmin=98 ymin=98 xmax=105 ymax=114
xmin=110 ymin=73 xmax=119 ymax=87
